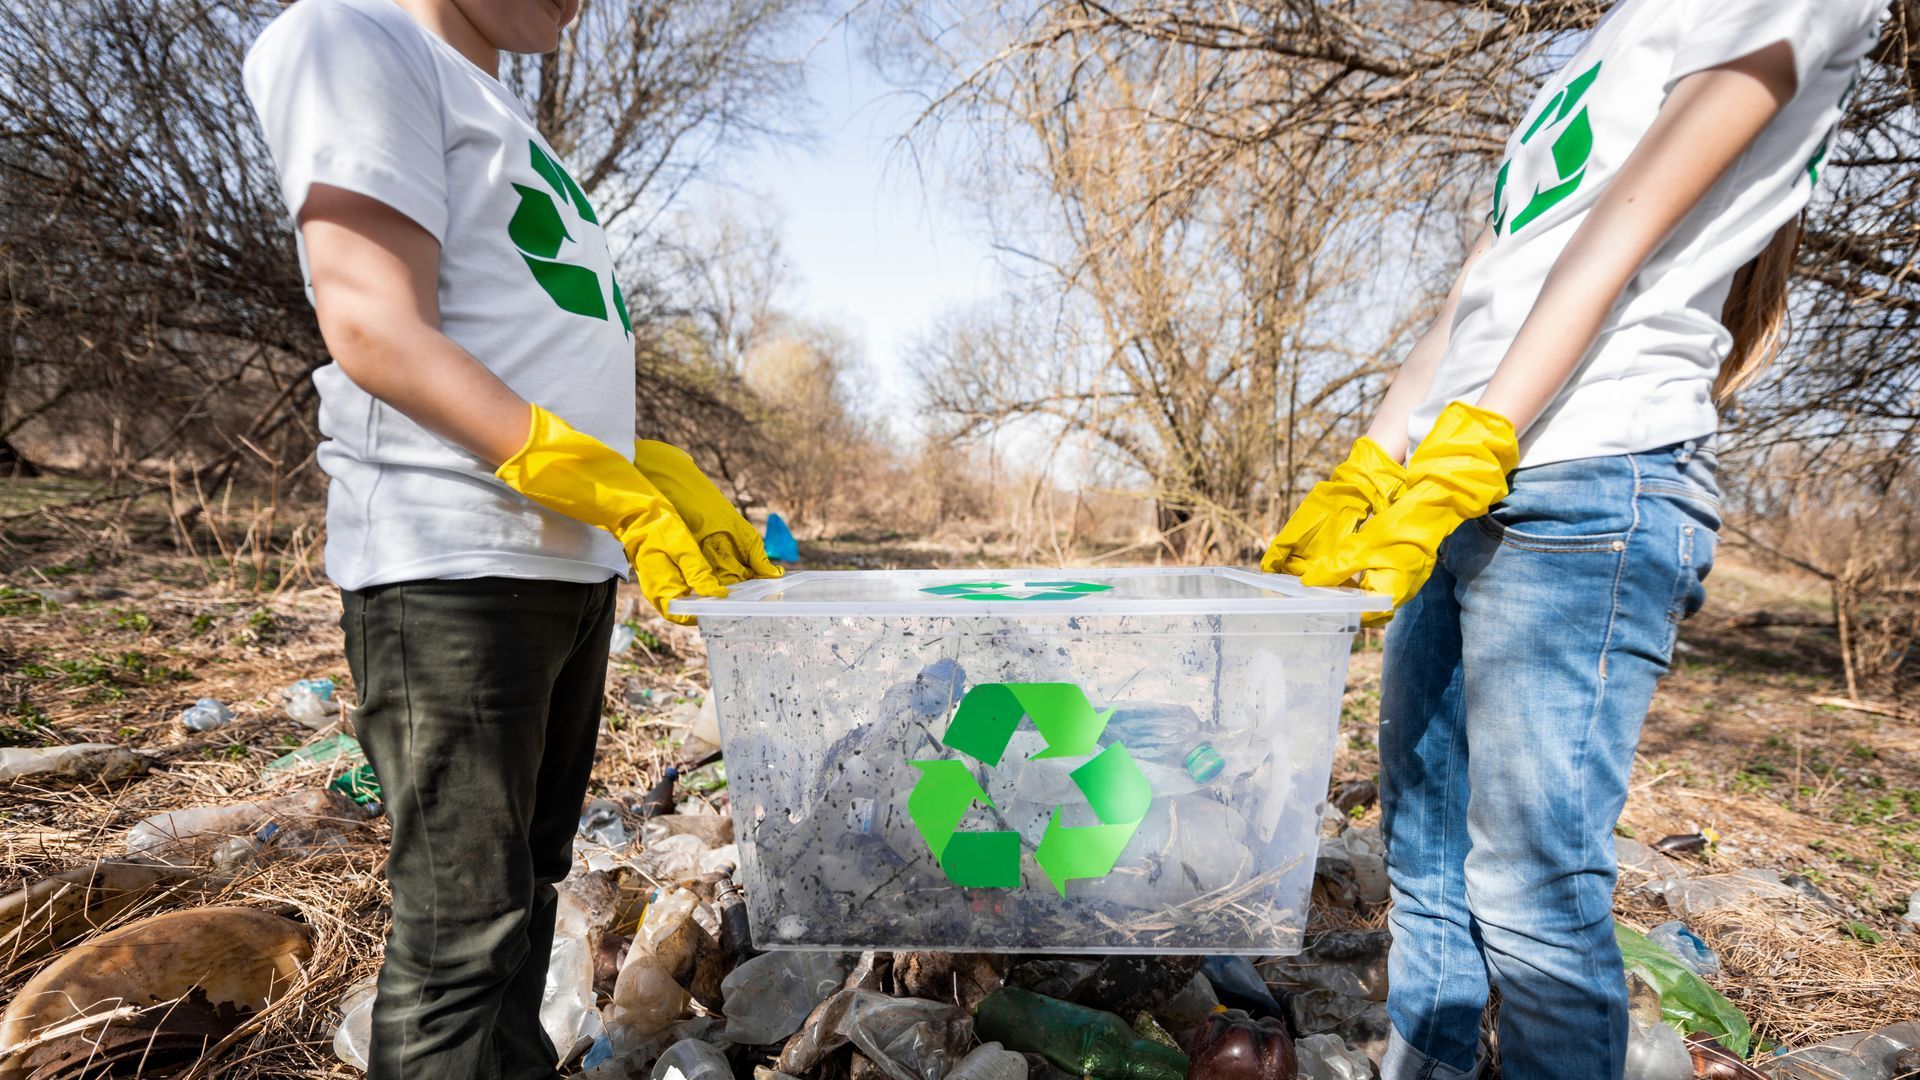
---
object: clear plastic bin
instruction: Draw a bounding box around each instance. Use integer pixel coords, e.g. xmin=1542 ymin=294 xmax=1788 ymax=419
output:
xmin=673 ymin=568 xmax=1384 ymax=954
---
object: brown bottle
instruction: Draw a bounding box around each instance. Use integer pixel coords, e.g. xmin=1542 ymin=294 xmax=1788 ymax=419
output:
xmin=1186 ymin=1007 xmax=1297 ymax=1080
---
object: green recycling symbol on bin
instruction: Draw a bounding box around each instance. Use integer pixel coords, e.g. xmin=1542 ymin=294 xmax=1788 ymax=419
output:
xmin=919 ymin=581 xmax=1113 ymax=602
xmin=908 ymin=681 xmax=1151 ymax=896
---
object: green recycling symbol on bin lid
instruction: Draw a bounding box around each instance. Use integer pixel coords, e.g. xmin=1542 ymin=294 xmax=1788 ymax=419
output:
xmin=908 ymin=681 xmax=1150 ymax=896
xmin=919 ymin=581 xmax=1113 ymax=602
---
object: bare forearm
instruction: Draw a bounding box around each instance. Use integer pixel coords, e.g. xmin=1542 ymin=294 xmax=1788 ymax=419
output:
xmin=1366 ymin=226 xmax=1495 ymax=460
xmin=316 ymin=312 xmax=532 ymax=465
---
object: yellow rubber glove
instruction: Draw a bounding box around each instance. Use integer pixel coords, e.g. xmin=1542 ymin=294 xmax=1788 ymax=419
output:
xmin=1302 ymin=401 xmax=1519 ymax=611
xmin=496 ymin=405 xmax=725 ymax=625
xmin=632 ymin=440 xmax=784 ymax=586
xmin=1260 ymin=437 xmax=1407 ymax=578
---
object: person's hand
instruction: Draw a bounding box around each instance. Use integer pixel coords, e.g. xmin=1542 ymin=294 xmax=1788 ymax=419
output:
xmin=1261 ymin=437 xmax=1406 ymax=579
xmin=632 ymin=440 xmax=783 ymax=586
xmin=1302 ymin=401 xmax=1519 ymax=611
xmin=495 ymin=406 xmax=725 ymax=625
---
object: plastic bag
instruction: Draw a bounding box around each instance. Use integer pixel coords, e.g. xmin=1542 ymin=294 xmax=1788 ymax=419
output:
xmin=1616 ymin=923 xmax=1752 ymax=1058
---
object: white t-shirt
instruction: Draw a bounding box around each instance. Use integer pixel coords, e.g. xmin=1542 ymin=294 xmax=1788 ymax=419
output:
xmin=244 ymin=0 xmax=634 ymax=589
xmin=1411 ymin=0 xmax=1887 ymax=468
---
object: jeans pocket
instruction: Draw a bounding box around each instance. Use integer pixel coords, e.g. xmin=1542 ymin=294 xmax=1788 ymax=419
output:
xmin=1666 ymin=518 xmax=1718 ymax=646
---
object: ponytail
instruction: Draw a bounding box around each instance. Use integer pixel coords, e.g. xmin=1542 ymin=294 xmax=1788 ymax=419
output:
xmin=1716 ymin=216 xmax=1802 ymax=402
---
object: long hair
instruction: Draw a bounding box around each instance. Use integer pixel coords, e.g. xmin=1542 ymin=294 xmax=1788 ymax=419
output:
xmin=1715 ymin=216 xmax=1802 ymax=402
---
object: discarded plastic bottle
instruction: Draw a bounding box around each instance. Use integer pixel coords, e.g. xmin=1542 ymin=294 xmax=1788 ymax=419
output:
xmin=126 ymin=788 xmax=364 ymax=856
xmin=649 ymin=1037 xmax=731 ymax=1079
xmin=1625 ymin=1014 xmax=1694 ymax=1080
xmin=212 ymin=822 xmax=282 ymax=872
xmin=180 ymin=698 xmax=235 ymax=732
xmin=1646 ymin=920 xmax=1720 ymax=978
xmin=610 ymin=623 xmax=637 ymax=657
xmin=638 ymin=767 xmax=680 ymax=819
xmin=720 ymin=951 xmax=849 ymax=1046
xmin=579 ymin=797 xmax=631 ymax=848
xmin=294 ymin=677 xmax=336 ymax=701
xmin=974 ymin=988 xmax=1188 ymax=1080
xmin=1188 ymin=1007 xmax=1298 ymax=1079
xmin=1293 ymin=1034 xmax=1371 ymax=1080
xmin=947 ymin=1042 xmax=1029 ymax=1080
xmin=284 ymin=680 xmax=335 ymax=728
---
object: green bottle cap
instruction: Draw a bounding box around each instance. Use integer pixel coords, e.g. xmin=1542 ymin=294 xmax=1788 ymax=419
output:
xmin=1184 ymin=743 xmax=1225 ymax=783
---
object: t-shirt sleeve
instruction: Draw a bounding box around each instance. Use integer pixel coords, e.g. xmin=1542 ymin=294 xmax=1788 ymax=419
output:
xmin=1669 ymin=0 xmax=1885 ymax=96
xmin=242 ymin=3 xmax=448 ymax=241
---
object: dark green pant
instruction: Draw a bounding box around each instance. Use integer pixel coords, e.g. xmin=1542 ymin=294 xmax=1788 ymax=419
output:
xmin=342 ymin=576 xmax=616 ymax=1080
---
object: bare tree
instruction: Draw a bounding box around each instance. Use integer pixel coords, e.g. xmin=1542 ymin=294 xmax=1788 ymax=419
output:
xmin=0 ymin=0 xmax=814 ymax=495
xmin=885 ymin=0 xmax=1920 ymax=573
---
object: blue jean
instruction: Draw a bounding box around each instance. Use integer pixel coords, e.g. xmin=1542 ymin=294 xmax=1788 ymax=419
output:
xmin=1377 ymin=440 xmax=1720 ymax=1080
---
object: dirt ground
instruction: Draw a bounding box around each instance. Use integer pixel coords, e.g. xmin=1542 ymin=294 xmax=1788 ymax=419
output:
xmin=2 ymin=491 xmax=1917 ymax=1074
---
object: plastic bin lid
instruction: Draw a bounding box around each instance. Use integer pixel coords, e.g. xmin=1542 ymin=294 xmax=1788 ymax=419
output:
xmin=671 ymin=567 xmax=1388 ymax=618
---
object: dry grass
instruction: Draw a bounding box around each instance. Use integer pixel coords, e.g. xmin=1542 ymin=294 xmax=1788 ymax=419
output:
xmin=2 ymin=496 xmax=1917 ymax=1074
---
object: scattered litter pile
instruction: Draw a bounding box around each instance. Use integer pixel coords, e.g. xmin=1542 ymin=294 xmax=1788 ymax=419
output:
xmin=3 ymin=611 xmax=1918 ymax=1078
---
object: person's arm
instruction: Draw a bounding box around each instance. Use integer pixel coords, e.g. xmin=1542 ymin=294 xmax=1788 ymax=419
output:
xmin=300 ymin=184 xmax=531 ymax=465
xmin=1364 ymin=225 xmax=1495 ymax=461
xmin=1476 ymin=43 xmax=1799 ymax=431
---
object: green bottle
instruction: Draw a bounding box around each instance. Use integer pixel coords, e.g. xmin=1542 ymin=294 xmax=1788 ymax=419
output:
xmin=974 ymin=988 xmax=1189 ymax=1080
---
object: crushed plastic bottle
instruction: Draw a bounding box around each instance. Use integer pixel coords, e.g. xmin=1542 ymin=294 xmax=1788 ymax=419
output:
xmin=910 ymin=658 xmax=968 ymax=717
xmin=610 ymin=623 xmax=638 ymax=657
xmin=0 ymin=743 xmax=152 ymax=785
xmin=283 ymin=678 xmax=337 ymax=728
xmin=972 ymin=988 xmax=1187 ymax=1080
xmin=637 ymin=888 xmax=702 ymax=979
xmin=775 ymin=987 xmax=972 ymax=1077
xmin=1762 ymin=1021 xmax=1920 ymax=1079
xmin=649 ymin=1037 xmax=731 ymax=1079
xmin=179 ymin=697 xmax=235 ymax=732
xmin=579 ymin=798 xmax=632 ymax=849
xmin=332 ymin=975 xmax=379 ymax=1070
xmin=1646 ymin=920 xmax=1720 ymax=978
xmin=1904 ymin=887 xmax=1920 ymax=928
xmin=1626 ymin=1015 xmax=1694 ymax=1080
xmin=608 ymin=950 xmax=692 ymax=1052
xmin=1188 ymin=1007 xmax=1297 ymax=1078
xmin=126 ymin=788 xmax=365 ymax=859
xmin=947 ymin=1042 xmax=1028 ymax=1080
xmin=1201 ymin=955 xmax=1286 ymax=1019
xmin=544 ymin=925 xmax=604 ymax=1065
xmin=211 ymin=822 xmax=282 ymax=872
xmin=1293 ymin=1033 xmax=1371 ymax=1080
xmin=266 ymin=732 xmax=362 ymax=773
xmin=721 ymin=950 xmax=850 ymax=1046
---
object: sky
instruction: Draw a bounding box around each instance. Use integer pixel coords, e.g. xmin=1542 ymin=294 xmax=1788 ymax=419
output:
xmin=712 ymin=20 xmax=1000 ymax=421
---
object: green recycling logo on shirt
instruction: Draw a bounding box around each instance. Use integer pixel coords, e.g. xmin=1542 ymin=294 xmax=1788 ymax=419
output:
xmin=1491 ymin=61 xmax=1601 ymax=237
xmin=507 ymin=140 xmax=632 ymax=337
xmin=907 ymin=681 xmax=1151 ymax=896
